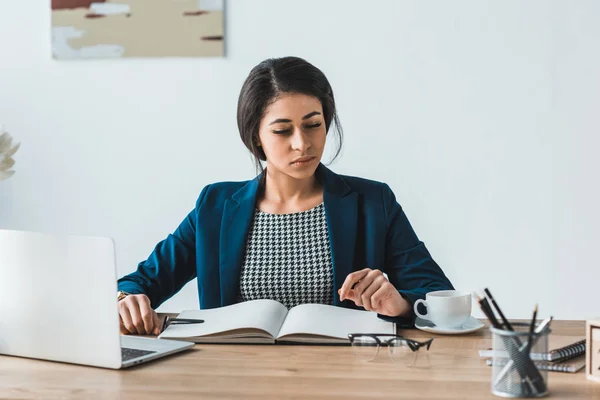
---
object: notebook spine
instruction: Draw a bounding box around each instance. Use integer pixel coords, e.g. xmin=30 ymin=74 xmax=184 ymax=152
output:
xmin=548 ymin=340 xmax=586 ymax=361
xmin=485 ymin=358 xmax=579 ymax=373
xmin=547 ymin=364 xmax=574 ymax=373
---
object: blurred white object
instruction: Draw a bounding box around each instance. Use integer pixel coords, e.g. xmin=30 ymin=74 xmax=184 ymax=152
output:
xmin=52 ymin=27 xmax=124 ymax=60
xmin=0 ymin=127 xmax=20 ymax=181
xmin=198 ymin=0 xmax=223 ymax=11
xmin=90 ymin=2 xmax=131 ymax=15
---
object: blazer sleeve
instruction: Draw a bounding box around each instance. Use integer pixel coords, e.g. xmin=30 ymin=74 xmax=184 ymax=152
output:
xmin=378 ymin=183 xmax=454 ymax=328
xmin=117 ymin=185 xmax=209 ymax=308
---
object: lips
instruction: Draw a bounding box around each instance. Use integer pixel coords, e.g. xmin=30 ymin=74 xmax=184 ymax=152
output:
xmin=291 ymin=156 xmax=316 ymax=165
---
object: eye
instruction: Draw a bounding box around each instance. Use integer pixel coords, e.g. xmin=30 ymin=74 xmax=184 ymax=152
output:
xmin=305 ymin=122 xmax=322 ymax=129
xmin=272 ymin=129 xmax=291 ymax=135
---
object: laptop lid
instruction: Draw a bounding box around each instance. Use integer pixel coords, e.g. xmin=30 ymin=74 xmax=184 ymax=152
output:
xmin=0 ymin=229 xmax=123 ymax=369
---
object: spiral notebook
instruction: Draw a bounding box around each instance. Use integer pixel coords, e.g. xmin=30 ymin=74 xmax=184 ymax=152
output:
xmin=479 ymin=339 xmax=586 ymax=363
xmin=546 ymin=339 xmax=586 ymax=362
xmin=485 ymin=355 xmax=586 ymax=373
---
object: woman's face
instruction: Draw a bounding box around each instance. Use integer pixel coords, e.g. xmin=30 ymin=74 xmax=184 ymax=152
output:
xmin=257 ymin=93 xmax=327 ymax=181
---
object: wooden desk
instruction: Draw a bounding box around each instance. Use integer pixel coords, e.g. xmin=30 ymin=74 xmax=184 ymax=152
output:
xmin=0 ymin=320 xmax=598 ymax=399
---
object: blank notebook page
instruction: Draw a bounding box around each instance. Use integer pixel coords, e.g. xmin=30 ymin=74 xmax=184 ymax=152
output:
xmin=277 ymin=304 xmax=395 ymax=339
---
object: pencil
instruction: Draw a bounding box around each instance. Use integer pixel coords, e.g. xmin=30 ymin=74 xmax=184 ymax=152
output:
xmin=475 ymin=293 xmax=502 ymax=329
xmin=484 ymin=288 xmax=514 ymax=331
xmin=526 ymin=304 xmax=538 ymax=352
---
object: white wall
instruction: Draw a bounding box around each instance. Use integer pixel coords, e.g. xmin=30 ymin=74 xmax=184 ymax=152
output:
xmin=1 ymin=0 xmax=598 ymax=320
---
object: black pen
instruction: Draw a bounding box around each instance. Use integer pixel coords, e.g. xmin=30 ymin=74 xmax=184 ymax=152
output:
xmin=169 ymin=318 xmax=206 ymax=323
xmin=484 ymin=288 xmax=514 ymax=331
xmin=475 ymin=293 xmax=502 ymax=329
xmin=160 ymin=316 xmax=204 ymax=334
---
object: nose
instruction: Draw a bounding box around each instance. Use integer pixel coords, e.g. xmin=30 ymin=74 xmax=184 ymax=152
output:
xmin=290 ymin=127 xmax=311 ymax=152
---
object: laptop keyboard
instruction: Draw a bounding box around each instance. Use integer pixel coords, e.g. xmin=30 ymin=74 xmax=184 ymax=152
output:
xmin=121 ymin=347 xmax=157 ymax=362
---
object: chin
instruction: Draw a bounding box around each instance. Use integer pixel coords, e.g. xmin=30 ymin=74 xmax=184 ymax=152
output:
xmin=287 ymin=170 xmax=316 ymax=180
xmin=284 ymin=163 xmax=320 ymax=180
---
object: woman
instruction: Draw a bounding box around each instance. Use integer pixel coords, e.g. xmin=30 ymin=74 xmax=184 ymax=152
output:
xmin=117 ymin=56 xmax=454 ymax=335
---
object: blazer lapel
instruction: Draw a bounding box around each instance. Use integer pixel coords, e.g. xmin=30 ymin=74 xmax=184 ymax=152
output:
xmin=319 ymin=165 xmax=358 ymax=306
xmin=219 ymin=178 xmax=259 ymax=306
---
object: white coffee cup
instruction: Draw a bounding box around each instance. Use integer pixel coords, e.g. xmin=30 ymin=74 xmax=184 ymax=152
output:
xmin=413 ymin=290 xmax=472 ymax=329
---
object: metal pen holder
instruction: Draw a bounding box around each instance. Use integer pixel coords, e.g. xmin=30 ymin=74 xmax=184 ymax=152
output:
xmin=490 ymin=323 xmax=550 ymax=398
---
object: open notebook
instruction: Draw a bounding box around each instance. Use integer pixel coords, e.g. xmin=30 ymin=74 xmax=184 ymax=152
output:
xmin=158 ymin=299 xmax=396 ymax=344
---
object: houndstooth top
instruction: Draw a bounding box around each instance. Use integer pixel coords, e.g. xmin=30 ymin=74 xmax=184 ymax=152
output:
xmin=238 ymin=203 xmax=334 ymax=309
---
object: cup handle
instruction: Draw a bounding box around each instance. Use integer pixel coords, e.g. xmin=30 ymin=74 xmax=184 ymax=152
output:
xmin=414 ymin=299 xmax=429 ymax=320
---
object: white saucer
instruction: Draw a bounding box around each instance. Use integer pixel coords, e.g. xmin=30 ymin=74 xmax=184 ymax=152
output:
xmin=414 ymin=316 xmax=485 ymax=335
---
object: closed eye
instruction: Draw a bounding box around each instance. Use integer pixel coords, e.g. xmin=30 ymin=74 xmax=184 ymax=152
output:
xmin=272 ymin=122 xmax=322 ymax=135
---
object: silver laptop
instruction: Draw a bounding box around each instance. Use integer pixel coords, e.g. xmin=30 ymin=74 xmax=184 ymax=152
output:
xmin=0 ymin=229 xmax=194 ymax=369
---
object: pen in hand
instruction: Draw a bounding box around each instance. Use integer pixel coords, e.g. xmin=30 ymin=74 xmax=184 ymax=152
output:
xmin=160 ymin=316 xmax=205 ymax=334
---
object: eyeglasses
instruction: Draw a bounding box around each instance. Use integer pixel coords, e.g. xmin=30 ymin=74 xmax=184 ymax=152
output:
xmin=160 ymin=316 xmax=204 ymax=334
xmin=347 ymin=333 xmax=434 ymax=366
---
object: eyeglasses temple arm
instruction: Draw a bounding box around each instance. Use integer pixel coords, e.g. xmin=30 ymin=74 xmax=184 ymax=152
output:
xmin=424 ymin=338 xmax=434 ymax=350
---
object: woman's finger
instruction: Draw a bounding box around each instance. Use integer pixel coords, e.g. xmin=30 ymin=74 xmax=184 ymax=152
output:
xmin=370 ymin=284 xmax=392 ymax=311
xmin=360 ymin=275 xmax=387 ymax=311
xmin=338 ymin=268 xmax=371 ymax=300
xmin=119 ymin=301 xmax=137 ymax=334
xmin=152 ymin=312 xmax=162 ymax=336
xmin=352 ymin=270 xmax=383 ymax=301
xmin=119 ymin=315 xmax=129 ymax=335
xmin=128 ymin=298 xmax=147 ymax=334
xmin=137 ymin=296 xmax=156 ymax=334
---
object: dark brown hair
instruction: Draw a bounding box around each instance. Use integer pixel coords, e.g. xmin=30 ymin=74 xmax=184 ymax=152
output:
xmin=237 ymin=56 xmax=343 ymax=174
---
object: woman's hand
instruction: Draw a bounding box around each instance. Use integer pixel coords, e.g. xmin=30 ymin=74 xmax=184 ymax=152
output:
xmin=338 ymin=268 xmax=411 ymax=317
xmin=118 ymin=294 xmax=162 ymax=335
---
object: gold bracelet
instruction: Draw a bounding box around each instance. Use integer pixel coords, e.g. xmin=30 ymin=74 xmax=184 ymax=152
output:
xmin=117 ymin=290 xmax=130 ymax=301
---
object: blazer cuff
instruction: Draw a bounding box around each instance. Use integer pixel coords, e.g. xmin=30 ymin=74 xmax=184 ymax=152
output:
xmin=117 ymin=281 xmax=147 ymax=296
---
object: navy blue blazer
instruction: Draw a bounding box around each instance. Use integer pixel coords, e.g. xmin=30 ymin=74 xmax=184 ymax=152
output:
xmin=118 ymin=164 xmax=454 ymax=327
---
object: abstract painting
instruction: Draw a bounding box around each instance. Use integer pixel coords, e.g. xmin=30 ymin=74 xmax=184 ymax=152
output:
xmin=51 ymin=0 xmax=224 ymax=59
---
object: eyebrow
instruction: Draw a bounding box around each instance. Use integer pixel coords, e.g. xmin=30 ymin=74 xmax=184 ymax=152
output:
xmin=268 ymin=111 xmax=322 ymax=126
